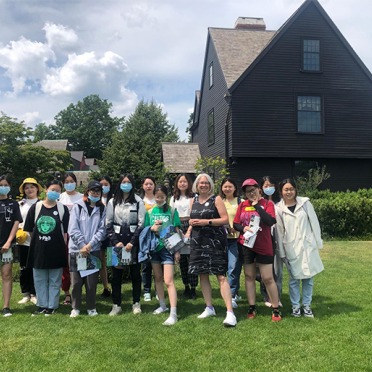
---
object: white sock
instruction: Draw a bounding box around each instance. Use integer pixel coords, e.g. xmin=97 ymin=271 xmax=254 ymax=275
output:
xmin=170 ymin=307 xmax=177 ymax=317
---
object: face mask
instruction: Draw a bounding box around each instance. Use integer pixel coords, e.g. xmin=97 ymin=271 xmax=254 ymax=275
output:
xmin=64 ymin=183 xmax=76 ymax=192
xmin=47 ymin=191 xmax=60 ymax=201
xmin=0 ymin=186 xmax=10 ymax=195
xmin=120 ymin=183 xmax=132 ymax=193
xmin=88 ymin=195 xmax=100 ymax=203
xmin=157 ymin=201 xmax=166 ymax=207
xmin=102 ymin=186 xmax=110 ymax=194
xmin=263 ymin=187 xmax=275 ymax=196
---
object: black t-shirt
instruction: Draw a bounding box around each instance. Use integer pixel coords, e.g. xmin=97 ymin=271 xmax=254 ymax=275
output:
xmin=24 ymin=202 xmax=69 ymax=269
xmin=0 ymin=198 xmax=22 ymax=246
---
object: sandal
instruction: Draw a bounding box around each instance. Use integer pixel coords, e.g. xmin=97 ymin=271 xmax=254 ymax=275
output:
xmin=63 ymin=294 xmax=72 ymax=305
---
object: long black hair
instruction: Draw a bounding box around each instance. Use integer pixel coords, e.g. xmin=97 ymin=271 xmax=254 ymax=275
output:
xmin=99 ymin=175 xmax=113 ymax=201
xmin=140 ymin=176 xmax=156 ymax=199
xmin=172 ymin=173 xmax=193 ymax=200
xmin=260 ymin=176 xmax=280 ymax=204
xmin=278 ymin=178 xmax=298 ymax=198
xmin=63 ymin=172 xmax=77 ymax=183
xmin=219 ymin=177 xmax=238 ymax=199
xmin=113 ymin=174 xmax=136 ymax=206
xmin=154 ymin=184 xmax=169 ymax=213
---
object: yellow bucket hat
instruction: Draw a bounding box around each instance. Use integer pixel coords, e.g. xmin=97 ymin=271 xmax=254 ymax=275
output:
xmin=19 ymin=177 xmax=44 ymax=194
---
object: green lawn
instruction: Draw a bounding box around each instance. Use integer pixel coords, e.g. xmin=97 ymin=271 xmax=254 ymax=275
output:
xmin=2 ymin=241 xmax=372 ymax=371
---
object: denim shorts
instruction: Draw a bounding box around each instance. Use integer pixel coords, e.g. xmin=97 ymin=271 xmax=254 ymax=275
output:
xmin=151 ymin=247 xmax=174 ymax=265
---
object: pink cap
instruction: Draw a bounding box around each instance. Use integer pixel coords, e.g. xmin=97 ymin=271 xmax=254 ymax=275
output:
xmin=242 ymin=178 xmax=258 ymax=188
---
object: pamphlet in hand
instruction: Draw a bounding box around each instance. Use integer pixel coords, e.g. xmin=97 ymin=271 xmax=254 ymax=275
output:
xmin=243 ymin=215 xmax=261 ymax=248
xmin=107 ymin=246 xmax=132 ymax=266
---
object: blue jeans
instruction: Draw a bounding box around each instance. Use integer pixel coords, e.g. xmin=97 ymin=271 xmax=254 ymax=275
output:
xmin=33 ymin=268 xmax=63 ymax=309
xmin=227 ymin=239 xmax=242 ymax=297
xmin=289 ymin=276 xmax=314 ymax=307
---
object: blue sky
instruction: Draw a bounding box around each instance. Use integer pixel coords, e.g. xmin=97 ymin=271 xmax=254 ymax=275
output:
xmin=1 ymin=0 xmax=371 ymax=140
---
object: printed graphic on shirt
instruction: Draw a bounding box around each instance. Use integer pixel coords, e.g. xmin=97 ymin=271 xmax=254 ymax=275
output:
xmin=37 ymin=215 xmax=56 ymax=235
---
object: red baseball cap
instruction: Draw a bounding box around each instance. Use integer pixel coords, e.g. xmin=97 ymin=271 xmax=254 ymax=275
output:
xmin=242 ymin=178 xmax=259 ymax=188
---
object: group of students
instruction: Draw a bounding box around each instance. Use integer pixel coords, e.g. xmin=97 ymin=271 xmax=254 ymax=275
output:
xmin=0 ymin=171 xmax=324 ymax=327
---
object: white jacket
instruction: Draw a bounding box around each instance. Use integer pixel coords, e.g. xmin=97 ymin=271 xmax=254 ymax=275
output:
xmin=275 ymin=196 xmax=324 ymax=279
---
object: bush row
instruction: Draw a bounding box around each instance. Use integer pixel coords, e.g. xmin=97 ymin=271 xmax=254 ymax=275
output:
xmin=307 ymin=189 xmax=372 ymax=239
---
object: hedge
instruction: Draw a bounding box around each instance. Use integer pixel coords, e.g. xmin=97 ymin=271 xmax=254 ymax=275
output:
xmin=306 ymin=189 xmax=372 ymax=239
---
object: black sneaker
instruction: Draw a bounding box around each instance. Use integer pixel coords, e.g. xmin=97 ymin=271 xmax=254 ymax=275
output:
xmin=183 ymin=286 xmax=191 ymax=298
xmin=45 ymin=309 xmax=56 ymax=316
xmin=190 ymin=287 xmax=196 ymax=300
xmin=32 ymin=307 xmax=46 ymax=316
xmin=101 ymin=288 xmax=111 ymax=298
xmin=2 ymin=307 xmax=12 ymax=317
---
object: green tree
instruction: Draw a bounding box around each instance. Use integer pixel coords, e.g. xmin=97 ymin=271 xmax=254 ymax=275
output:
xmin=0 ymin=113 xmax=71 ymax=196
xmin=195 ymin=156 xmax=229 ymax=194
xmin=51 ymin=94 xmax=124 ymax=159
xmin=99 ymin=100 xmax=179 ymax=185
xmin=33 ymin=122 xmax=56 ymax=142
xmin=296 ymin=164 xmax=331 ymax=195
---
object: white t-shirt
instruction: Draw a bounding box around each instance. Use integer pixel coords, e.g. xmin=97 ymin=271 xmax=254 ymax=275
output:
xmin=19 ymin=198 xmax=38 ymax=246
xmin=59 ymin=192 xmax=83 ymax=212
xmin=169 ymin=195 xmax=191 ymax=218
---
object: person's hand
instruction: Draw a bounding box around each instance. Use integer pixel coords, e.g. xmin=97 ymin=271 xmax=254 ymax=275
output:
xmin=115 ymin=242 xmax=124 ymax=248
xmin=1 ymin=242 xmax=10 ymax=253
xmin=174 ymin=251 xmax=180 ymax=263
xmin=80 ymin=244 xmax=91 ymax=257
xmin=243 ymin=226 xmax=252 ymax=233
xmin=125 ymin=242 xmax=133 ymax=252
xmin=151 ymin=220 xmax=162 ymax=232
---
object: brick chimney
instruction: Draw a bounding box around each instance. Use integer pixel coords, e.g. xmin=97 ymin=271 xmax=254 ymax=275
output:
xmin=234 ymin=17 xmax=266 ymax=30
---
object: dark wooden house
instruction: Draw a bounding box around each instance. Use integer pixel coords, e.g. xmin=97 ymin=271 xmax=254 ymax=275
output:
xmin=190 ymin=0 xmax=372 ymax=191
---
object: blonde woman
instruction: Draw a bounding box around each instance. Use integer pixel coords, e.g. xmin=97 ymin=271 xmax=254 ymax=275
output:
xmin=185 ymin=174 xmax=236 ymax=327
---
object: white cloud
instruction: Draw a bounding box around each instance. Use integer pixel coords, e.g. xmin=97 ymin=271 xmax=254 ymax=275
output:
xmin=19 ymin=111 xmax=41 ymax=127
xmin=42 ymin=50 xmax=130 ymax=99
xmin=43 ymin=22 xmax=78 ymax=51
xmin=0 ymin=37 xmax=54 ymax=93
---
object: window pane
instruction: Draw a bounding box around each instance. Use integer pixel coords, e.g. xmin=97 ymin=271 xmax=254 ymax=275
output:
xmin=209 ymin=63 xmax=214 ymax=88
xmin=297 ymin=96 xmax=321 ymax=133
xmin=208 ymin=110 xmax=215 ymax=144
xmin=303 ymin=40 xmax=320 ymax=71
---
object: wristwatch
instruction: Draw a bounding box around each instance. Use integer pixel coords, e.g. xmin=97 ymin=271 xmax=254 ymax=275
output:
xmin=209 ymin=220 xmax=212 ymax=225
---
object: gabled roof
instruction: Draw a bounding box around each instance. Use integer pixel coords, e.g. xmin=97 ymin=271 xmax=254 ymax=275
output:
xmin=162 ymin=143 xmax=200 ymax=173
xmin=33 ymin=139 xmax=68 ymax=151
xmin=230 ymin=0 xmax=372 ymax=91
xmin=209 ymin=28 xmax=275 ymax=88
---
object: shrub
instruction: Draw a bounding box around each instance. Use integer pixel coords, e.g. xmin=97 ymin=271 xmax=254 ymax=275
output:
xmin=309 ymin=189 xmax=372 ymax=239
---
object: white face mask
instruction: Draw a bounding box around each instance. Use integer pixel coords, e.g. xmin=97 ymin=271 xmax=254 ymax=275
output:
xmin=263 ymin=186 xmax=275 ymax=196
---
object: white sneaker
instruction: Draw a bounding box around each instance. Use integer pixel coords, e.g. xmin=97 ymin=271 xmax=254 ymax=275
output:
xmin=132 ymin=302 xmax=142 ymax=314
xmin=153 ymin=306 xmax=168 ymax=315
xmin=109 ymin=304 xmax=122 ymax=316
xmin=223 ymin=311 xmax=237 ymax=327
xmin=264 ymin=300 xmax=272 ymax=308
xmin=18 ymin=296 xmax=30 ymax=304
xmin=303 ymin=305 xmax=314 ymax=318
xmin=163 ymin=315 xmax=177 ymax=326
xmin=197 ymin=307 xmax=216 ymax=319
xmin=233 ymin=295 xmax=242 ymax=302
xmin=70 ymin=309 xmax=80 ymax=318
xmin=143 ymin=293 xmax=151 ymax=302
xmin=30 ymin=295 xmax=37 ymax=305
xmin=87 ymin=309 xmax=98 ymax=317
xmin=232 ymin=299 xmax=238 ymax=309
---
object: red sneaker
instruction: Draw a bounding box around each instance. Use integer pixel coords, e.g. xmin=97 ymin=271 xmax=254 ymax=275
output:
xmin=271 ymin=309 xmax=282 ymax=322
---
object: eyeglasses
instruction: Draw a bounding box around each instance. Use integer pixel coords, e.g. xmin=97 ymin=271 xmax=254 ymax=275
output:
xmin=198 ymin=182 xmax=210 ymax=185
xmin=245 ymin=188 xmax=257 ymax=194
xmin=90 ymin=189 xmax=101 ymax=194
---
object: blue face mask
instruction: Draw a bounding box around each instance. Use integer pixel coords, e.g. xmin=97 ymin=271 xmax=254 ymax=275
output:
xmin=102 ymin=186 xmax=110 ymax=194
xmin=120 ymin=183 xmax=132 ymax=193
xmin=64 ymin=183 xmax=76 ymax=192
xmin=47 ymin=190 xmax=60 ymax=201
xmin=0 ymin=186 xmax=10 ymax=195
xmin=88 ymin=195 xmax=101 ymax=203
xmin=263 ymin=187 xmax=275 ymax=196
